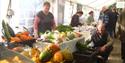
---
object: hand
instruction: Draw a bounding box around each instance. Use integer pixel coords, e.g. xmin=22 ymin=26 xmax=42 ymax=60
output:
xmin=34 ymin=33 xmax=39 ymax=39
xmin=99 ymin=46 xmax=106 ymax=52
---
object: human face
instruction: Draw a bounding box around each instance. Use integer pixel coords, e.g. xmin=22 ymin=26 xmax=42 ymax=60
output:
xmin=97 ymin=24 xmax=105 ymax=34
xmin=79 ymin=14 xmax=83 ymax=17
xmin=43 ymin=5 xmax=50 ymax=13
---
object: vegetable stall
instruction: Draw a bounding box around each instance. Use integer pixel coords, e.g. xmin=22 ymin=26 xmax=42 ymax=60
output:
xmin=0 ymin=21 xmax=97 ymax=63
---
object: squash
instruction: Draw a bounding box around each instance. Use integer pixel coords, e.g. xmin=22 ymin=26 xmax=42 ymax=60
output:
xmin=46 ymin=44 xmax=60 ymax=54
xmin=39 ymin=50 xmax=52 ymax=62
xmin=2 ymin=20 xmax=11 ymax=41
xmin=21 ymin=31 xmax=30 ymax=36
xmin=19 ymin=35 xmax=28 ymax=41
xmin=6 ymin=23 xmax=15 ymax=37
xmin=53 ymin=51 xmax=63 ymax=63
xmin=2 ymin=20 xmax=15 ymax=42
xmin=10 ymin=37 xmax=21 ymax=43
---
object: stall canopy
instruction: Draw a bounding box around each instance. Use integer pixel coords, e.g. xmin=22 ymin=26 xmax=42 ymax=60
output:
xmin=70 ymin=0 xmax=117 ymax=10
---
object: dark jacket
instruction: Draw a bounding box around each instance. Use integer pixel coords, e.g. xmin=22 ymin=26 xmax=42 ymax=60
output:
xmin=91 ymin=30 xmax=113 ymax=48
xmin=70 ymin=14 xmax=82 ymax=27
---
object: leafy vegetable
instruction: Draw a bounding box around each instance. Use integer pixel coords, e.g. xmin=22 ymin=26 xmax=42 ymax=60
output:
xmin=56 ymin=25 xmax=73 ymax=32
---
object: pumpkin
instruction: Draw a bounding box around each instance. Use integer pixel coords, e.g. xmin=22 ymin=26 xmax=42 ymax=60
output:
xmin=53 ymin=51 xmax=63 ymax=63
xmin=19 ymin=35 xmax=28 ymax=41
xmin=27 ymin=36 xmax=33 ymax=40
xmin=10 ymin=37 xmax=21 ymax=42
xmin=21 ymin=31 xmax=30 ymax=36
xmin=15 ymin=33 xmax=22 ymax=37
xmin=47 ymin=44 xmax=60 ymax=54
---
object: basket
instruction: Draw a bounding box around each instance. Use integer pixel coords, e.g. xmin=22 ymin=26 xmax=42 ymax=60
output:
xmin=73 ymin=50 xmax=97 ymax=63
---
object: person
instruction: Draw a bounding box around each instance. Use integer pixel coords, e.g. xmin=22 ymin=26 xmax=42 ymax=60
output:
xmin=86 ymin=11 xmax=94 ymax=25
xmin=98 ymin=6 xmax=112 ymax=37
xmin=70 ymin=11 xmax=83 ymax=27
xmin=33 ymin=1 xmax=56 ymax=38
xmin=116 ymin=8 xmax=125 ymax=63
xmin=91 ymin=21 xmax=113 ymax=63
xmin=107 ymin=6 xmax=119 ymax=38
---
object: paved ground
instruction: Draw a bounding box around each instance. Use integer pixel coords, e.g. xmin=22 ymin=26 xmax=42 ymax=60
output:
xmin=108 ymin=39 xmax=123 ymax=63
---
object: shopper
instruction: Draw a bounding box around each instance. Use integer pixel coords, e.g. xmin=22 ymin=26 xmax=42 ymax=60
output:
xmin=33 ymin=1 xmax=56 ymax=38
xmin=91 ymin=21 xmax=113 ymax=63
xmin=107 ymin=6 xmax=119 ymax=38
xmin=70 ymin=11 xmax=83 ymax=27
xmin=116 ymin=8 xmax=125 ymax=63
xmin=87 ymin=11 xmax=94 ymax=25
xmin=98 ymin=6 xmax=112 ymax=37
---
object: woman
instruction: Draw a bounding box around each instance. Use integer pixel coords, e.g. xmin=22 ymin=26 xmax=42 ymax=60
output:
xmin=34 ymin=1 xmax=56 ymax=38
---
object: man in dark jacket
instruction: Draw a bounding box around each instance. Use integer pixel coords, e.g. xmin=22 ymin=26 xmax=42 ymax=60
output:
xmin=70 ymin=11 xmax=83 ymax=27
xmin=91 ymin=21 xmax=113 ymax=63
xmin=107 ymin=6 xmax=119 ymax=38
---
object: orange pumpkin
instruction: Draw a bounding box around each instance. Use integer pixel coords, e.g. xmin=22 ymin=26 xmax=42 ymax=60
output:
xmin=21 ymin=31 xmax=30 ymax=36
xmin=27 ymin=36 xmax=33 ymax=40
xmin=53 ymin=51 xmax=63 ymax=63
xmin=19 ymin=35 xmax=28 ymax=41
xmin=10 ymin=37 xmax=21 ymax=42
xmin=15 ymin=33 xmax=22 ymax=37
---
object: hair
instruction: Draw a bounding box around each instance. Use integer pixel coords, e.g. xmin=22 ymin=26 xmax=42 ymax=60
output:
xmin=89 ymin=11 xmax=93 ymax=14
xmin=43 ymin=1 xmax=50 ymax=6
xmin=76 ymin=11 xmax=83 ymax=14
xmin=97 ymin=21 xmax=106 ymax=28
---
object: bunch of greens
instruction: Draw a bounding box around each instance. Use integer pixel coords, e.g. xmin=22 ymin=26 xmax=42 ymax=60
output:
xmin=56 ymin=25 xmax=73 ymax=32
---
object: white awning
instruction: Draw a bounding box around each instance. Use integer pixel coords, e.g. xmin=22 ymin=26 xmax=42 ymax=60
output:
xmin=70 ymin=0 xmax=117 ymax=10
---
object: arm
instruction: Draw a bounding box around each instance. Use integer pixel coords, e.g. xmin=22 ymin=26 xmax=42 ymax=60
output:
xmin=33 ymin=16 xmax=40 ymax=38
xmin=51 ymin=19 xmax=56 ymax=30
xmin=104 ymin=35 xmax=113 ymax=47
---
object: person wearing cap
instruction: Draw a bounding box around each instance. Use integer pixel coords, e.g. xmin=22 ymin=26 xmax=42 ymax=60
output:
xmin=33 ymin=1 xmax=56 ymax=38
xmin=86 ymin=11 xmax=94 ymax=25
xmin=70 ymin=11 xmax=83 ymax=27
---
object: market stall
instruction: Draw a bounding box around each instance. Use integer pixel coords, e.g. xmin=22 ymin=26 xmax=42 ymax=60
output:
xmin=0 ymin=23 xmax=97 ymax=63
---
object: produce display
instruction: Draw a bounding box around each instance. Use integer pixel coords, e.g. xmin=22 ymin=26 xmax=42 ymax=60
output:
xmin=40 ymin=30 xmax=82 ymax=44
xmin=20 ymin=44 xmax=73 ymax=63
xmin=2 ymin=20 xmax=34 ymax=44
xmin=1 ymin=22 xmax=93 ymax=63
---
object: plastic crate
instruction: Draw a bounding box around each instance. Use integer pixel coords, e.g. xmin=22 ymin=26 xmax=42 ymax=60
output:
xmin=73 ymin=50 xmax=97 ymax=63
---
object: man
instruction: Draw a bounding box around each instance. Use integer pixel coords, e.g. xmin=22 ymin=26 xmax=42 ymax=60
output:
xmin=107 ymin=6 xmax=119 ymax=38
xmin=116 ymin=8 xmax=125 ymax=63
xmin=91 ymin=21 xmax=113 ymax=63
xmin=98 ymin=6 xmax=112 ymax=37
xmin=34 ymin=1 xmax=56 ymax=38
xmin=87 ymin=11 xmax=94 ymax=25
xmin=70 ymin=11 xmax=83 ymax=27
